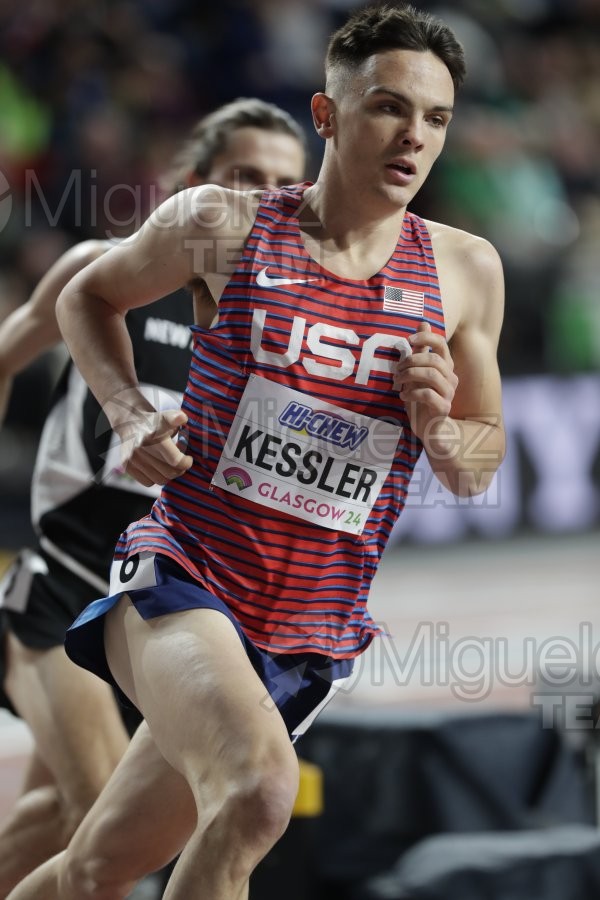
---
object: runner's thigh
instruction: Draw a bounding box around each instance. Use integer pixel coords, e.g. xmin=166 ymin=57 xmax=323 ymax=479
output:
xmin=104 ymin=597 xmax=295 ymax=786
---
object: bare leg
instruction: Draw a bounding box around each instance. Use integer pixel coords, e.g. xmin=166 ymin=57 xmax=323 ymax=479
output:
xmin=4 ymin=854 xmax=63 ymax=900
xmin=0 ymin=634 xmax=130 ymax=896
xmin=7 ymin=722 xmax=196 ymax=900
xmin=23 ymin=598 xmax=300 ymax=899
xmin=0 ymin=753 xmax=64 ymax=896
xmin=104 ymin=600 xmax=299 ymax=900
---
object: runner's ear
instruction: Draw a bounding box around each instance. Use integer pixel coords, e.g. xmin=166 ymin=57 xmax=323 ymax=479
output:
xmin=311 ymin=93 xmax=336 ymax=138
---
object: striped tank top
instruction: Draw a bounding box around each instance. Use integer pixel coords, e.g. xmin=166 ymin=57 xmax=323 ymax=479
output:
xmin=115 ymin=184 xmax=445 ymax=658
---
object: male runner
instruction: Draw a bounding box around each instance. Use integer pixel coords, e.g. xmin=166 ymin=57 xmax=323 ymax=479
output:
xmin=8 ymin=5 xmax=505 ymax=899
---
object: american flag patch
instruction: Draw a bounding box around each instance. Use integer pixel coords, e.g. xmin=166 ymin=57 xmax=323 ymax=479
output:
xmin=383 ymin=286 xmax=424 ymax=317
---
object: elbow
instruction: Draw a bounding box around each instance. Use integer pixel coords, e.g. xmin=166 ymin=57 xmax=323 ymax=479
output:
xmin=432 ymin=426 xmax=506 ymax=498
xmin=441 ymin=466 xmax=498 ymax=498
xmin=457 ymin=443 xmax=506 ymax=498
xmin=457 ymin=468 xmax=498 ymax=497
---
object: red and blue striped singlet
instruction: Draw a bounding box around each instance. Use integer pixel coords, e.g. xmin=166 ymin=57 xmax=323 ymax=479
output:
xmin=115 ymin=184 xmax=445 ymax=659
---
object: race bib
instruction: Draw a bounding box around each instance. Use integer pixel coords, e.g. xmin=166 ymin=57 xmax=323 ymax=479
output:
xmin=212 ymin=375 xmax=401 ymax=534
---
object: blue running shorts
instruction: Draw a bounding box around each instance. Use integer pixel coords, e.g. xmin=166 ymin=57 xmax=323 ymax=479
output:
xmin=65 ymin=551 xmax=354 ymax=741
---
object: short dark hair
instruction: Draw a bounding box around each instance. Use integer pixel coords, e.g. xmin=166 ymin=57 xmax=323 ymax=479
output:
xmin=326 ymin=3 xmax=466 ymax=93
xmin=164 ymin=98 xmax=306 ymax=194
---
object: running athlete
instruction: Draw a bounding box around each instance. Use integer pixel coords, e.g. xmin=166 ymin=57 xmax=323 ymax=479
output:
xmin=8 ymin=6 xmax=505 ymax=900
xmin=0 ymin=97 xmax=306 ymax=895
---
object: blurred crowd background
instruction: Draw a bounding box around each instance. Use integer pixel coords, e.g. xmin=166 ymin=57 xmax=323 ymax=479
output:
xmin=0 ymin=0 xmax=599 ymax=545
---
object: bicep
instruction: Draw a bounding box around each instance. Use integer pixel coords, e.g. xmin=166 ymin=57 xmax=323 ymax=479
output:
xmin=69 ymin=225 xmax=193 ymax=316
xmin=68 ymin=187 xmax=238 ymax=316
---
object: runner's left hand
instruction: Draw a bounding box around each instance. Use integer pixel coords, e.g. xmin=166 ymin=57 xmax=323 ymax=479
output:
xmin=393 ymin=321 xmax=458 ymax=442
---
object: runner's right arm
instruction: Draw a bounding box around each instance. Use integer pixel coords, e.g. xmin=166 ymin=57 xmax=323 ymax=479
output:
xmin=56 ymin=186 xmax=253 ymax=487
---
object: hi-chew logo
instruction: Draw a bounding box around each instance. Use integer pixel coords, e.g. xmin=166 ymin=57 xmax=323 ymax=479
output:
xmin=222 ymin=466 xmax=252 ymax=491
xmin=279 ymin=402 xmax=368 ymax=451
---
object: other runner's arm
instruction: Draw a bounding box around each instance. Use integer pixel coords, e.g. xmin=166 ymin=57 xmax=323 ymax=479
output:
xmin=0 ymin=240 xmax=106 ymax=426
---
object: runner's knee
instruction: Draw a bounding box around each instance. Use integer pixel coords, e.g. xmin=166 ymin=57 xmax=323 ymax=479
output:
xmin=239 ymin=759 xmax=299 ymax=847
xmin=203 ymin=741 xmax=299 ymax=862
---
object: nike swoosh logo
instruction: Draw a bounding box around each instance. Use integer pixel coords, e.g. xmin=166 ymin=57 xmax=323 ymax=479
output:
xmin=256 ymin=266 xmax=316 ymax=288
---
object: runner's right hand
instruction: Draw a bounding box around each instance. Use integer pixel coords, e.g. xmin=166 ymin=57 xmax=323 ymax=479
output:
xmin=114 ymin=408 xmax=193 ymax=487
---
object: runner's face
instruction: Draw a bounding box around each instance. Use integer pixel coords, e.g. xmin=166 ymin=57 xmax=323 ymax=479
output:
xmin=202 ymin=126 xmax=305 ymax=190
xmin=330 ymin=49 xmax=454 ymax=207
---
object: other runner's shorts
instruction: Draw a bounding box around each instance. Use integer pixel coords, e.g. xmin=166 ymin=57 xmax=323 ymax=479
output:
xmin=65 ymin=552 xmax=355 ymax=742
xmin=0 ymin=545 xmax=143 ymax=733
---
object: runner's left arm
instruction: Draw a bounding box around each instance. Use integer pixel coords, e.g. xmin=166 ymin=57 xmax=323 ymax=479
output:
xmin=394 ymin=235 xmax=505 ymax=496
